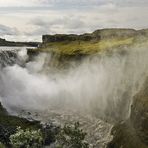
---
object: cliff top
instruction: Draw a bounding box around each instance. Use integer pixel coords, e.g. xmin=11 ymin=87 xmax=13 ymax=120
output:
xmin=40 ymin=28 xmax=148 ymax=55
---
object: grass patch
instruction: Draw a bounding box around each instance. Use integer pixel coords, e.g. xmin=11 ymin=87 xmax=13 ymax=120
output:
xmin=39 ymin=37 xmax=134 ymax=55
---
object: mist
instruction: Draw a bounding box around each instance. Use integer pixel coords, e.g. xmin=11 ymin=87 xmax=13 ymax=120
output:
xmin=0 ymin=46 xmax=148 ymax=121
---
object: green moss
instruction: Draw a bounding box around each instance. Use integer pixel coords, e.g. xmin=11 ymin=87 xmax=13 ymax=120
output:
xmin=39 ymin=28 xmax=148 ymax=56
xmin=0 ymin=142 xmax=5 ymax=148
xmin=39 ymin=37 xmax=134 ymax=55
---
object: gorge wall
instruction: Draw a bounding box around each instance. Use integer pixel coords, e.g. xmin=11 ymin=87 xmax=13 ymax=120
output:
xmin=0 ymin=28 xmax=148 ymax=147
xmin=108 ymin=78 xmax=148 ymax=148
xmin=41 ymin=28 xmax=148 ymax=148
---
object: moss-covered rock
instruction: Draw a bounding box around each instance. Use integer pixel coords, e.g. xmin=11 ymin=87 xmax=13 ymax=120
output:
xmin=40 ymin=29 xmax=148 ymax=55
xmin=0 ymin=103 xmax=42 ymax=145
xmin=41 ymin=29 xmax=138 ymax=55
xmin=25 ymin=28 xmax=147 ymax=69
xmin=40 ymin=37 xmax=134 ymax=55
xmin=0 ymin=103 xmax=59 ymax=146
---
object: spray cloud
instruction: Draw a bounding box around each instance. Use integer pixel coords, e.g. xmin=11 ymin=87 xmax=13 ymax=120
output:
xmin=0 ymin=46 xmax=148 ymax=121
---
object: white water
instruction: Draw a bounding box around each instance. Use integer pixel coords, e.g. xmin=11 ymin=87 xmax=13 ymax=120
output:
xmin=0 ymin=46 xmax=148 ymax=147
xmin=0 ymin=46 xmax=35 ymax=51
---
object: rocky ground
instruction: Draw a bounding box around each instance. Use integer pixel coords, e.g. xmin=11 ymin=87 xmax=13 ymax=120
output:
xmin=0 ymin=102 xmax=59 ymax=147
xmin=19 ymin=109 xmax=113 ymax=148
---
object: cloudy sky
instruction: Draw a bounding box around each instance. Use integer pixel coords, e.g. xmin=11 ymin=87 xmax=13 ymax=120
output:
xmin=0 ymin=0 xmax=148 ymax=42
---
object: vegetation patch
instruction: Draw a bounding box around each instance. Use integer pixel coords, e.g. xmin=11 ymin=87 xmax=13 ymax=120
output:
xmin=10 ymin=127 xmax=43 ymax=148
xmin=39 ymin=37 xmax=134 ymax=55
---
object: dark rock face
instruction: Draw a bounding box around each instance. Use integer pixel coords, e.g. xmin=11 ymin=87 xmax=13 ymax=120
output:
xmin=43 ymin=34 xmax=79 ymax=43
xmin=107 ymin=79 xmax=148 ymax=148
xmin=27 ymin=49 xmax=40 ymax=62
xmin=0 ymin=103 xmax=7 ymax=116
xmin=42 ymin=33 xmax=94 ymax=43
xmin=93 ymin=28 xmax=137 ymax=39
xmin=130 ymin=79 xmax=148 ymax=145
xmin=42 ymin=28 xmax=138 ymax=44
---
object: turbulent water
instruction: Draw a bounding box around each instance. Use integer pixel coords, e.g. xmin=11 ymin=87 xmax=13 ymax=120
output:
xmin=0 ymin=45 xmax=148 ymax=147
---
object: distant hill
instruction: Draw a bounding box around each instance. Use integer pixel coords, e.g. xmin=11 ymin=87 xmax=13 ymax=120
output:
xmin=0 ymin=38 xmax=40 ymax=47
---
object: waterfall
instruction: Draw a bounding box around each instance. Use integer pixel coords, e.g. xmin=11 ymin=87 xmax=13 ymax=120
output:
xmin=0 ymin=50 xmax=18 ymax=67
xmin=0 ymin=47 xmax=28 ymax=67
xmin=0 ymin=46 xmax=148 ymax=122
xmin=0 ymin=46 xmax=148 ymax=147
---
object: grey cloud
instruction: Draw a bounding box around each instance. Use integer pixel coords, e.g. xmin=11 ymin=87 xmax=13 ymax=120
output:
xmin=1 ymin=0 xmax=148 ymax=7
xmin=0 ymin=0 xmax=147 ymax=42
xmin=38 ymin=0 xmax=148 ymax=8
xmin=39 ymin=0 xmax=107 ymax=6
xmin=62 ymin=16 xmax=85 ymax=29
xmin=32 ymin=18 xmax=60 ymax=27
xmin=112 ymin=0 xmax=148 ymax=7
xmin=0 ymin=24 xmax=19 ymax=35
xmin=30 ymin=16 xmax=87 ymax=35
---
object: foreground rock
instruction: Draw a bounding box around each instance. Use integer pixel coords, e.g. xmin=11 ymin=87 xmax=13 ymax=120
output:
xmin=0 ymin=102 xmax=59 ymax=146
xmin=107 ymin=79 xmax=148 ymax=148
